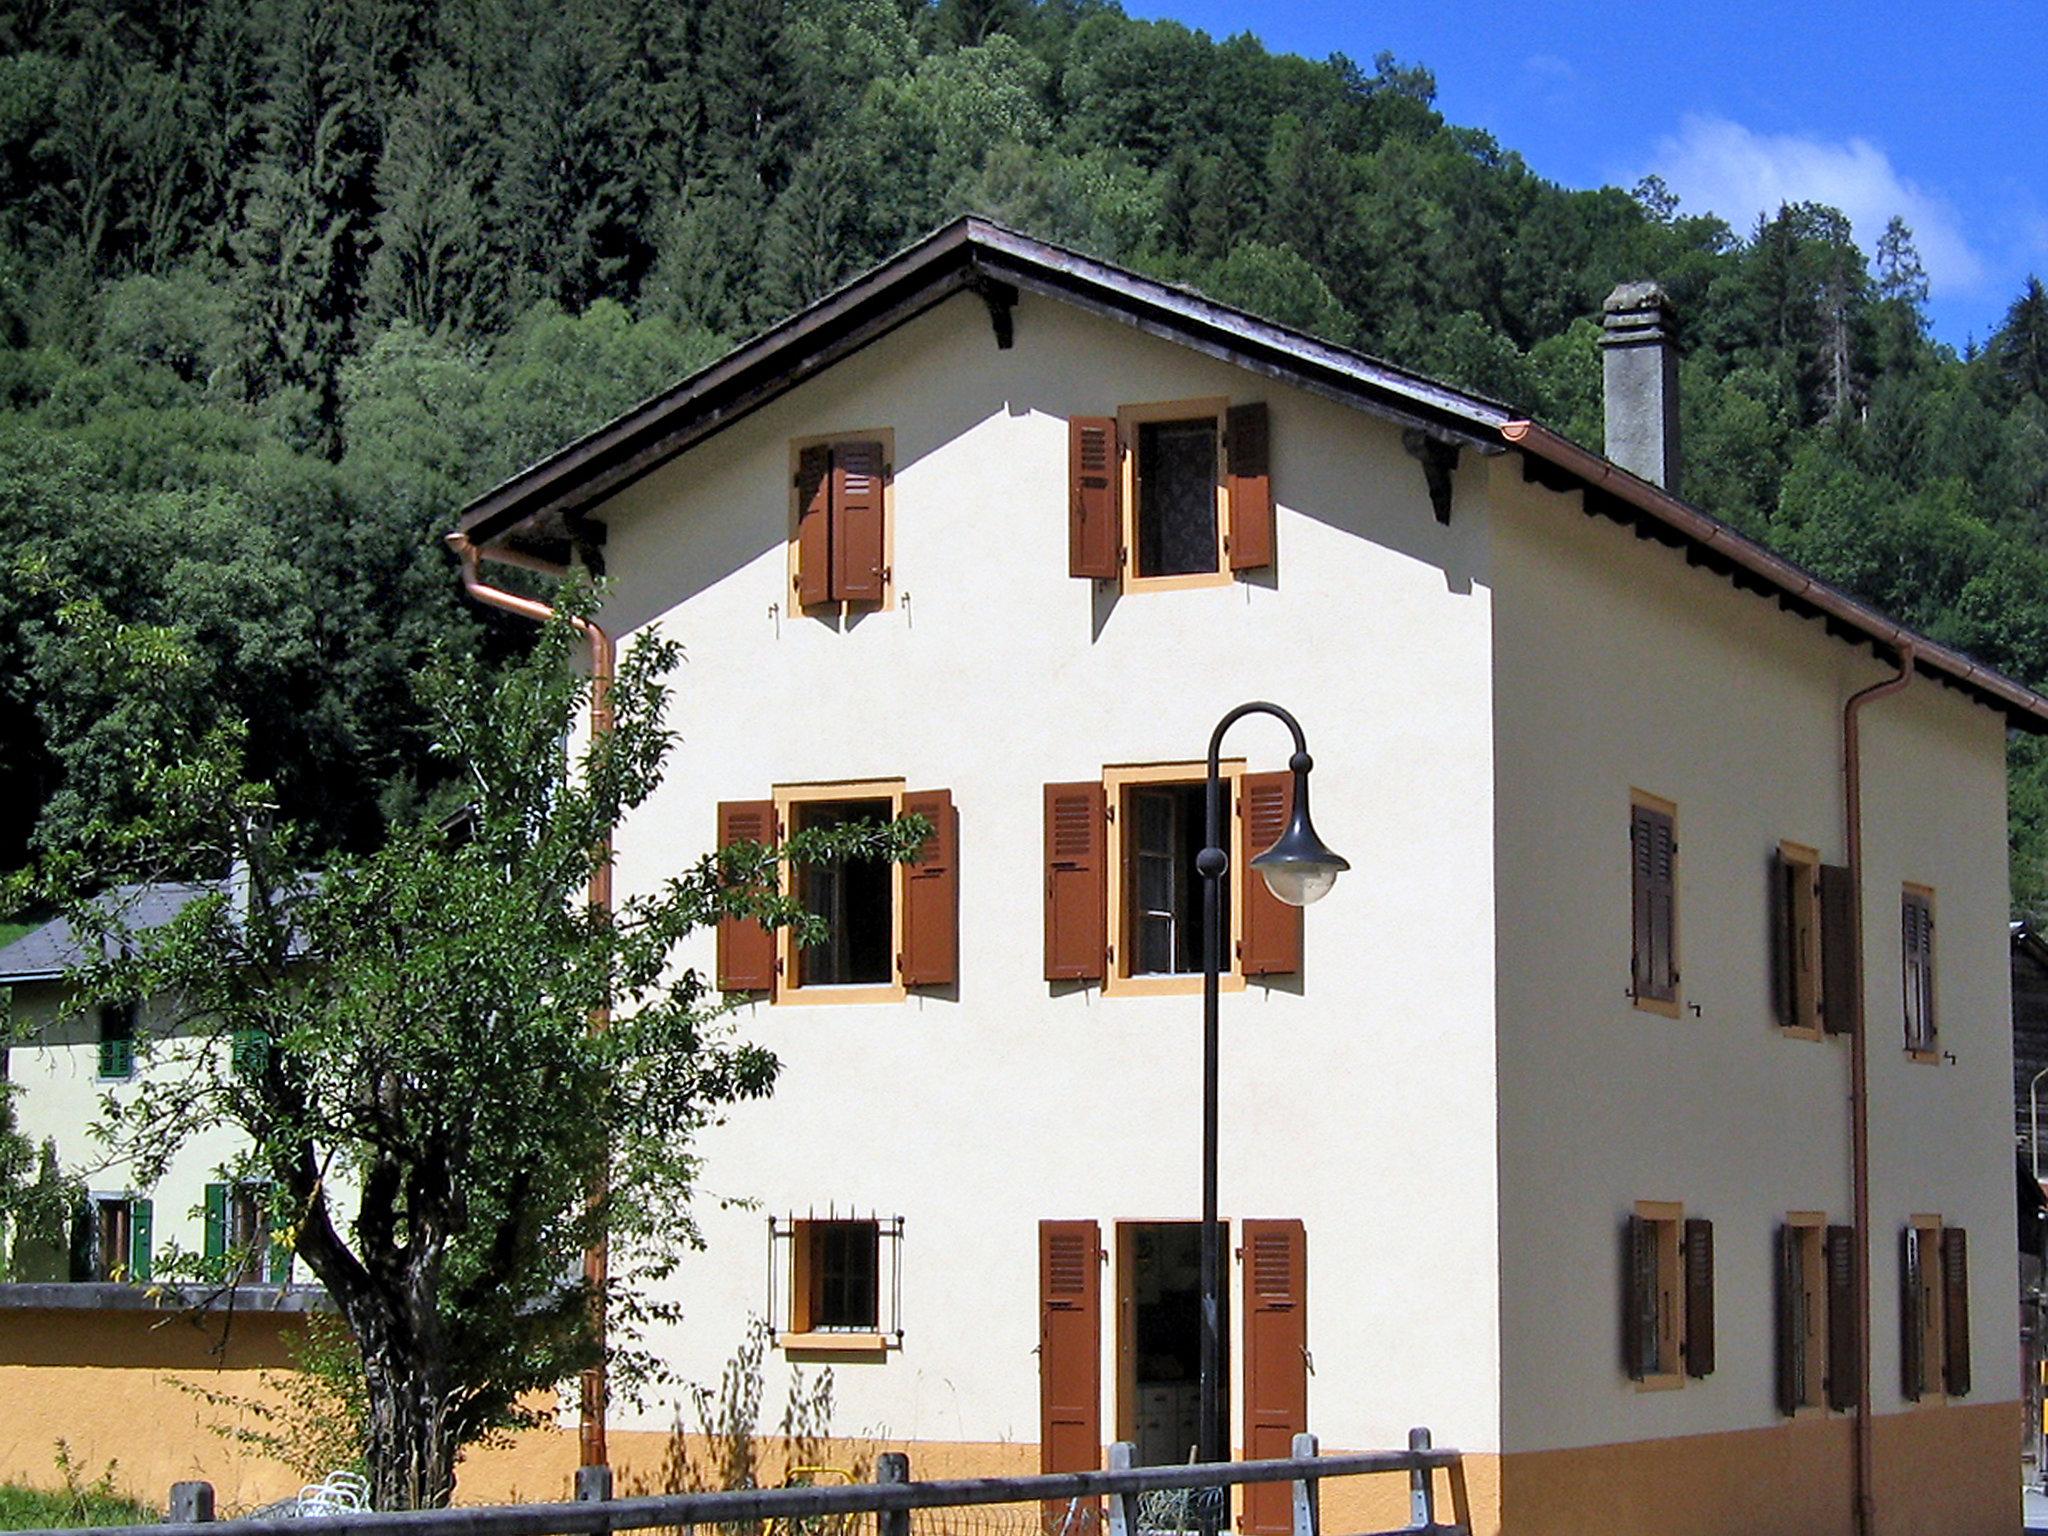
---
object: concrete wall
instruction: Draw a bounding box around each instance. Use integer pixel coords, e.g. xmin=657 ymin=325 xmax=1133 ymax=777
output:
xmin=1487 ymin=450 xmax=2019 ymax=1533
xmin=591 ymin=288 xmax=1506 ymax=1464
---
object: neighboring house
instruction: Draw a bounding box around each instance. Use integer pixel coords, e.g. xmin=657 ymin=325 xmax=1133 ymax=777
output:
xmin=442 ymin=220 xmax=2040 ymax=1535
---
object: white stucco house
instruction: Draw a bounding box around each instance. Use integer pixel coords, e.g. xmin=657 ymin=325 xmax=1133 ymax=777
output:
xmin=446 ymin=221 xmax=2042 ymax=1535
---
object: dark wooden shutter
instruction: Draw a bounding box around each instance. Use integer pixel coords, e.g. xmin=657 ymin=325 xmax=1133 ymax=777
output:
xmin=1241 ymin=1219 xmax=1307 ymax=1536
xmin=1068 ymin=417 xmax=1121 ymax=579
xmin=128 ymin=1198 xmax=152 ymax=1282
xmin=1769 ymin=852 xmax=1793 ymax=1027
xmin=1630 ymin=804 xmax=1676 ymax=1003
xmin=1622 ymin=1215 xmax=1654 ymax=1380
xmin=1819 ymin=864 xmax=1857 ymax=1035
xmin=796 ymin=445 xmax=833 ymax=608
xmin=1044 ymin=783 xmax=1107 ymax=981
xmin=1774 ymin=1225 xmax=1802 ymax=1415
xmin=1238 ymin=771 xmax=1301 ymax=977
xmin=1038 ymin=1220 xmax=1102 ymax=1479
xmin=1902 ymin=892 xmax=1935 ymax=1050
xmin=901 ymin=789 xmax=958 ymax=987
xmin=1226 ymin=402 xmax=1273 ymax=571
xmin=1825 ymin=1225 xmax=1860 ymax=1410
xmin=1900 ymin=1226 xmax=1924 ymax=1401
xmin=1941 ymin=1226 xmax=1970 ymax=1397
xmin=716 ymin=799 xmax=779 ymax=992
xmin=1682 ymin=1217 xmax=1714 ymax=1377
xmin=204 ymin=1183 xmax=227 ymax=1262
xmin=832 ymin=440 xmax=886 ymax=604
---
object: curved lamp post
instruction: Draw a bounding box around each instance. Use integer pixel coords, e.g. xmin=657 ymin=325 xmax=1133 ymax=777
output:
xmin=1197 ymin=702 xmax=1349 ymax=1470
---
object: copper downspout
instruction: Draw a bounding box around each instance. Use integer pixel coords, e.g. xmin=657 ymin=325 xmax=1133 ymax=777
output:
xmin=1842 ymin=643 xmax=1913 ymax=1536
xmin=446 ymin=531 xmax=615 ymax=1472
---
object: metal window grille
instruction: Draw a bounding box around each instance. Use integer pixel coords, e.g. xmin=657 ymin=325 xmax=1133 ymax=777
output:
xmin=769 ymin=1211 xmax=905 ymax=1342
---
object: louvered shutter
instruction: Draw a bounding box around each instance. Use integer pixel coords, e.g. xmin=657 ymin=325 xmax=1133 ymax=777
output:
xmin=1241 ymin=1219 xmax=1307 ymax=1535
xmin=1769 ymin=852 xmax=1793 ymax=1027
xmin=832 ymin=441 xmax=887 ymax=603
xmin=1238 ymin=772 xmax=1301 ymax=976
xmin=1038 ymin=1220 xmax=1102 ymax=1482
xmin=1941 ymin=1226 xmax=1970 ymax=1397
xmin=1819 ymin=864 xmax=1857 ymax=1035
xmin=796 ymin=446 xmax=833 ymax=608
xmin=1630 ymin=805 xmax=1677 ymax=1003
xmin=1900 ymin=1227 xmax=1924 ymax=1401
xmin=1682 ymin=1217 xmax=1714 ymax=1377
xmin=1774 ymin=1225 xmax=1802 ymax=1415
xmin=204 ymin=1183 xmax=227 ymax=1263
xmin=1044 ymin=783 xmax=1107 ymax=981
xmin=1825 ymin=1225 xmax=1860 ymax=1410
xmin=128 ymin=1198 xmax=152 ymax=1282
xmin=1068 ymin=418 xmax=1121 ymax=579
xmin=1622 ymin=1215 xmax=1654 ymax=1380
xmin=1226 ymin=402 xmax=1273 ymax=571
xmin=716 ymin=800 xmax=779 ymax=992
xmin=1902 ymin=892 xmax=1935 ymax=1050
xmin=901 ymin=789 xmax=958 ymax=987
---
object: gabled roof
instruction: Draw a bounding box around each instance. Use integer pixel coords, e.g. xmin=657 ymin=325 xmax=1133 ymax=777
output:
xmin=0 ymin=882 xmax=222 ymax=985
xmin=455 ymin=217 xmax=2048 ymax=734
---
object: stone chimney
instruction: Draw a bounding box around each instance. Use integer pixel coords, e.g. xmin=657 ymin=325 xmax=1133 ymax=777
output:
xmin=1600 ymin=281 xmax=1681 ymax=493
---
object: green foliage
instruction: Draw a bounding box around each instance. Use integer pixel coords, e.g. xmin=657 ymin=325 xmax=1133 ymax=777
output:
xmin=0 ymin=1446 xmax=155 ymax=1529
xmin=176 ymin=1310 xmax=369 ymax=1484
xmin=32 ymin=593 xmax=929 ymax=1507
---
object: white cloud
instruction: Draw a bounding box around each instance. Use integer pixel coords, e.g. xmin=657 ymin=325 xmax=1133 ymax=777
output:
xmin=1644 ymin=114 xmax=1986 ymax=296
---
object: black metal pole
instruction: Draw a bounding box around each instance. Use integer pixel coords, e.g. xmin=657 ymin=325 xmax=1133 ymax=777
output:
xmin=1197 ymin=703 xmax=1309 ymax=1473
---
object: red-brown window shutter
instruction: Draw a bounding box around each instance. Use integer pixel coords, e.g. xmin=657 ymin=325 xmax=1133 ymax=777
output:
xmin=1226 ymin=402 xmax=1273 ymax=571
xmin=1630 ymin=804 xmax=1677 ymax=1003
xmin=900 ymin=788 xmax=957 ymax=988
xmin=1044 ymin=782 xmax=1107 ymax=981
xmin=1240 ymin=1219 xmax=1307 ymax=1535
xmin=796 ymin=446 xmax=833 ymax=609
xmin=832 ymin=440 xmax=886 ymax=603
xmin=1068 ymin=417 xmax=1120 ymax=579
xmin=1819 ymin=864 xmax=1856 ymax=1035
xmin=1941 ymin=1226 xmax=1970 ymax=1396
xmin=1038 ymin=1220 xmax=1102 ymax=1481
xmin=1682 ymin=1217 xmax=1714 ymax=1377
xmin=1825 ymin=1224 xmax=1860 ymax=1410
xmin=1622 ymin=1215 xmax=1653 ymax=1381
xmin=1773 ymin=1225 xmax=1801 ymax=1415
xmin=1900 ymin=1227 xmax=1924 ymax=1401
xmin=716 ymin=799 xmax=779 ymax=992
xmin=1238 ymin=771 xmax=1302 ymax=976
xmin=1769 ymin=851 xmax=1794 ymax=1027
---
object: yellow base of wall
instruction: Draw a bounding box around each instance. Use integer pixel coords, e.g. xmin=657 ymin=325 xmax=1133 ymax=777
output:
xmin=0 ymin=1312 xmax=2017 ymax=1536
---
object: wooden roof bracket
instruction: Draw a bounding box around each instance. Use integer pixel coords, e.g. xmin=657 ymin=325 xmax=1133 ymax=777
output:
xmin=964 ymin=266 xmax=1018 ymax=349
xmin=1402 ymin=429 xmax=1461 ymax=524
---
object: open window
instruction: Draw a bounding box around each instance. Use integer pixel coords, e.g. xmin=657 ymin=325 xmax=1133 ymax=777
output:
xmin=1902 ymin=1218 xmax=1969 ymax=1400
xmin=1067 ymin=402 xmax=1273 ymax=587
xmin=770 ymin=1212 xmax=904 ymax=1351
xmin=206 ymin=1181 xmax=291 ymax=1285
xmin=70 ymin=1193 xmax=151 ymax=1283
xmin=1623 ymin=1202 xmax=1712 ymax=1388
xmin=1902 ymin=885 xmax=1937 ymax=1055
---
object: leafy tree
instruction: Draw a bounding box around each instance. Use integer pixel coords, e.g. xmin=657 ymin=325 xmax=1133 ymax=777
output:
xmin=35 ymin=593 xmax=931 ymax=1508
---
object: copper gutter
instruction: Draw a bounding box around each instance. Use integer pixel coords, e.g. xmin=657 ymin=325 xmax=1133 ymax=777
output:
xmin=445 ymin=530 xmax=614 ymax=1472
xmin=1842 ymin=645 xmax=1913 ymax=1536
xmin=1500 ymin=420 xmax=2048 ymax=728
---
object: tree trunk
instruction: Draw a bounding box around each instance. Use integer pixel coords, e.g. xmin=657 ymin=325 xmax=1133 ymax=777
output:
xmin=359 ymin=1319 xmax=457 ymax=1509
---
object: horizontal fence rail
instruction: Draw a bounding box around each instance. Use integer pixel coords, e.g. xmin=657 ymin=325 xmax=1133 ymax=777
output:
xmin=24 ymin=1430 xmax=1470 ymax=1536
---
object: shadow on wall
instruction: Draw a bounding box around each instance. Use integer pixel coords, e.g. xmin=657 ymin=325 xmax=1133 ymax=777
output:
xmin=0 ymin=1306 xmax=302 ymax=1370
xmin=590 ymin=291 xmax=1490 ymax=637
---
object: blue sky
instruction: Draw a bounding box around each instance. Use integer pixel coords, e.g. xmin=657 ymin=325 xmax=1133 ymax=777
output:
xmin=1121 ymin=0 xmax=2047 ymax=349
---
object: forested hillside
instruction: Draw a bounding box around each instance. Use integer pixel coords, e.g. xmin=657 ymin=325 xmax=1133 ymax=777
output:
xmin=3 ymin=0 xmax=2048 ymax=905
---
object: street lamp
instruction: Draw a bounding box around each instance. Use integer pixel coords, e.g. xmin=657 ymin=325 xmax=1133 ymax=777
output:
xmin=1197 ymin=702 xmax=1349 ymax=1470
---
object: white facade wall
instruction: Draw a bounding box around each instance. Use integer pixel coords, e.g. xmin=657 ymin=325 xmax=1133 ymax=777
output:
xmin=593 ymin=291 xmax=1506 ymax=1456
xmin=1487 ymin=449 xmax=2018 ymax=1453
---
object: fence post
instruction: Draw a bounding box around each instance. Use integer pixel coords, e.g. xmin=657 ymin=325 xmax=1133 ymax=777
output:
xmin=1288 ymin=1433 xmax=1319 ymax=1536
xmin=169 ymin=1482 xmax=215 ymax=1524
xmin=1406 ymin=1428 xmax=1434 ymax=1530
xmin=876 ymin=1451 xmax=911 ymax=1536
xmin=1106 ymin=1441 xmax=1139 ymax=1536
xmin=575 ymin=1467 xmax=614 ymax=1503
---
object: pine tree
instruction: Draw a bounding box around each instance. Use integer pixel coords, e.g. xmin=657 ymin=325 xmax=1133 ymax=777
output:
xmin=1996 ymin=277 xmax=2048 ymax=405
xmin=362 ymin=60 xmax=494 ymax=336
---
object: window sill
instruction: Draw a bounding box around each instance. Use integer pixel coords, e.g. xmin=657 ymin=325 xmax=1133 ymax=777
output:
xmin=1631 ymin=995 xmax=1681 ymax=1019
xmin=1104 ymin=972 xmax=1247 ymax=999
xmin=1778 ymin=1024 xmax=1824 ymax=1042
xmin=1121 ymin=569 xmax=1234 ymax=594
xmin=1633 ymin=1372 xmax=1684 ymax=1393
xmin=778 ymin=1331 xmax=892 ymax=1354
xmin=774 ymin=983 xmax=908 ymax=1008
xmin=1906 ymin=1048 xmax=1942 ymax=1065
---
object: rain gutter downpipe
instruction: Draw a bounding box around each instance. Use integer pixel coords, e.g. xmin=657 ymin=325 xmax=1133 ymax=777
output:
xmin=446 ymin=530 xmax=615 ymax=1473
xmin=1843 ymin=641 xmax=1913 ymax=1536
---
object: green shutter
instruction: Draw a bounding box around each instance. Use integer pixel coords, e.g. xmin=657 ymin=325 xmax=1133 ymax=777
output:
xmin=231 ymin=1030 xmax=269 ymax=1077
xmin=129 ymin=1199 xmax=152 ymax=1281
xmin=204 ymin=1183 xmax=227 ymax=1264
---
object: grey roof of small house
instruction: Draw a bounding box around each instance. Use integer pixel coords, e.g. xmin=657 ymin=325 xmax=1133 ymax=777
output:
xmin=0 ymin=881 xmax=227 ymax=984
